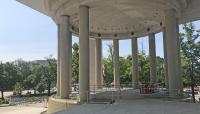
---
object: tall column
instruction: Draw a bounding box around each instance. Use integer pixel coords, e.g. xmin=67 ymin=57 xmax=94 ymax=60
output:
xmin=176 ymin=18 xmax=183 ymax=93
xmin=79 ymin=6 xmax=89 ymax=102
xmin=113 ymin=39 xmax=120 ymax=88
xmin=131 ymin=38 xmax=139 ymax=89
xmin=95 ymin=39 xmax=102 ymax=88
xmin=163 ymin=28 xmax=169 ymax=89
xmin=56 ymin=24 xmax=61 ymax=97
xmin=149 ymin=33 xmax=156 ymax=84
xmin=165 ymin=9 xmax=182 ymax=97
xmin=89 ymin=39 xmax=96 ymax=91
xmin=60 ymin=15 xmax=72 ymax=99
xmin=69 ymin=32 xmax=72 ymax=92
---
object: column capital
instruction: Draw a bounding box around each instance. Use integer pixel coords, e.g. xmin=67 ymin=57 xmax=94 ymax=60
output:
xmin=131 ymin=37 xmax=137 ymax=39
xmin=56 ymin=15 xmax=70 ymax=25
xmin=164 ymin=9 xmax=178 ymax=18
xmin=79 ymin=5 xmax=90 ymax=9
xmin=148 ymin=33 xmax=155 ymax=39
xmin=59 ymin=15 xmax=70 ymax=24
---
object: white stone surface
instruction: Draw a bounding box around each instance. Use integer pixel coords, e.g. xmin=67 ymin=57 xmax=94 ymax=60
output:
xmin=16 ymin=0 xmax=200 ymax=39
xmin=165 ymin=9 xmax=182 ymax=97
xmin=162 ymin=28 xmax=168 ymax=89
xmin=79 ymin=6 xmax=90 ymax=102
xmin=0 ymin=103 xmax=46 ymax=114
xmin=149 ymin=33 xmax=156 ymax=84
xmin=59 ymin=15 xmax=72 ymax=99
xmin=95 ymin=39 xmax=102 ymax=87
xmin=55 ymin=99 xmax=200 ymax=114
xmin=89 ymin=39 xmax=96 ymax=91
xmin=113 ymin=39 xmax=120 ymax=88
xmin=131 ymin=38 xmax=139 ymax=89
xmin=56 ymin=24 xmax=60 ymax=97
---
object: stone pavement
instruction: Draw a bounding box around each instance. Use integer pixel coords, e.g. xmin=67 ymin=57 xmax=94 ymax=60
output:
xmin=0 ymin=103 xmax=46 ymax=114
xmin=56 ymin=99 xmax=200 ymax=114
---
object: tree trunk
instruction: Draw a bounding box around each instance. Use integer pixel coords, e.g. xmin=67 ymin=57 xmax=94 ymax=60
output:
xmin=1 ymin=90 xmax=4 ymax=100
xmin=48 ymin=83 xmax=51 ymax=96
xmin=191 ymin=61 xmax=196 ymax=103
xmin=34 ymin=89 xmax=36 ymax=95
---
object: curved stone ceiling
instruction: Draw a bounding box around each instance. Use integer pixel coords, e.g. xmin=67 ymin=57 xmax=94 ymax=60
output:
xmin=17 ymin=0 xmax=200 ymax=39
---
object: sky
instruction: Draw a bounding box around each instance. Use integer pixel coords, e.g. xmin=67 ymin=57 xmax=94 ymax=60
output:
xmin=0 ymin=0 xmax=200 ymax=62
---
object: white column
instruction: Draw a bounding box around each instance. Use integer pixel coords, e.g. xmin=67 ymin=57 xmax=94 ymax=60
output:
xmin=165 ymin=9 xmax=182 ymax=97
xmin=57 ymin=24 xmax=61 ymax=97
xmin=176 ymin=19 xmax=183 ymax=93
xmin=60 ymin=15 xmax=72 ymax=99
xmin=69 ymin=32 xmax=72 ymax=92
xmin=149 ymin=33 xmax=156 ymax=84
xmin=95 ymin=39 xmax=102 ymax=88
xmin=131 ymin=38 xmax=139 ymax=89
xmin=163 ymin=28 xmax=169 ymax=89
xmin=79 ymin=6 xmax=89 ymax=102
xmin=113 ymin=39 xmax=120 ymax=88
xmin=89 ymin=39 xmax=96 ymax=91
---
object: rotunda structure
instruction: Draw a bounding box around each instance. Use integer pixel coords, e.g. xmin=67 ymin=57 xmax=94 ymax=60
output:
xmin=17 ymin=0 xmax=200 ymax=113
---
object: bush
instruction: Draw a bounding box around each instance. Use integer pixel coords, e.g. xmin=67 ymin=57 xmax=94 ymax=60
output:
xmin=36 ymin=83 xmax=46 ymax=94
xmin=4 ymin=98 xmax=10 ymax=104
xmin=14 ymin=82 xmax=24 ymax=96
xmin=28 ymin=96 xmax=37 ymax=102
xmin=0 ymin=98 xmax=10 ymax=104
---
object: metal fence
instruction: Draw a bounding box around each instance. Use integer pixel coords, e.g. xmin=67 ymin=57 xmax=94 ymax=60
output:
xmin=10 ymin=96 xmax=48 ymax=106
xmin=67 ymin=83 xmax=171 ymax=104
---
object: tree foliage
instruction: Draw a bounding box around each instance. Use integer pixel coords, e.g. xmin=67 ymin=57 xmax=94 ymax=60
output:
xmin=102 ymin=43 xmax=165 ymax=85
xmin=72 ymin=43 xmax=79 ymax=84
xmin=0 ymin=23 xmax=199 ymax=98
xmin=180 ymin=23 xmax=200 ymax=86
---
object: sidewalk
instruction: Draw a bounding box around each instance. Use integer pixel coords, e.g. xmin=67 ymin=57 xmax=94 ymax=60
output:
xmin=0 ymin=103 xmax=46 ymax=114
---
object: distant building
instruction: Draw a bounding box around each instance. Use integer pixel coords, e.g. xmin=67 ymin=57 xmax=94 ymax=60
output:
xmin=33 ymin=60 xmax=49 ymax=65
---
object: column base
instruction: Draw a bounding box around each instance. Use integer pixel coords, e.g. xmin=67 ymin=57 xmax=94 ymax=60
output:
xmin=47 ymin=96 xmax=79 ymax=114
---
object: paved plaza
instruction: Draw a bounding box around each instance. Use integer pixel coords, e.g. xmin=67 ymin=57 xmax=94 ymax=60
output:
xmin=56 ymin=99 xmax=200 ymax=114
xmin=0 ymin=103 xmax=46 ymax=114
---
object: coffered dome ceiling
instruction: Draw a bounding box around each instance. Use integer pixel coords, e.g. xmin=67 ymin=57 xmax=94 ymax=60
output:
xmin=17 ymin=0 xmax=200 ymax=39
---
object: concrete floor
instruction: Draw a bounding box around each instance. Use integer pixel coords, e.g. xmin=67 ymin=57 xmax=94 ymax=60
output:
xmin=0 ymin=103 xmax=46 ymax=114
xmin=56 ymin=99 xmax=200 ymax=114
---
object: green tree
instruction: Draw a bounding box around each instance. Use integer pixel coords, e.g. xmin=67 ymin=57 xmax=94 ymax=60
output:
xmin=26 ymin=63 xmax=44 ymax=95
xmin=138 ymin=53 xmax=150 ymax=83
xmin=180 ymin=22 xmax=200 ymax=103
xmin=119 ymin=56 xmax=132 ymax=85
xmin=0 ymin=62 xmax=5 ymax=99
xmin=45 ymin=56 xmax=57 ymax=96
xmin=72 ymin=43 xmax=79 ymax=84
xmin=14 ymin=59 xmax=32 ymax=89
xmin=3 ymin=62 xmax=21 ymax=91
xmin=36 ymin=82 xmax=46 ymax=94
xmin=14 ymin=82 xmax=24 ymax=96
xmin=156 ymin=56 xmax=165 ymax=85
xmin=102 ymin=43 xmax=114 ymax=85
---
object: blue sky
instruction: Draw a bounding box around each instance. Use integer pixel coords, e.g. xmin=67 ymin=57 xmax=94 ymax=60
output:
xmin=0 ymin=0 xmax=200 ymax=62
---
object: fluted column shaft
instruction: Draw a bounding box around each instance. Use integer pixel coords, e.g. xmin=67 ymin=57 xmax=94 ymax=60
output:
xmin=131 ymin=38 xmax=139 ymax=89
xmin=79 ymin=6 xmax=90 ymax=102
xmin=113 ymin=39 xmax=120 ymax=88
xmin=149 ymin=33 xmax=156 ymax=84
xmin=60 ymin=15 xmax=72 ymax=99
